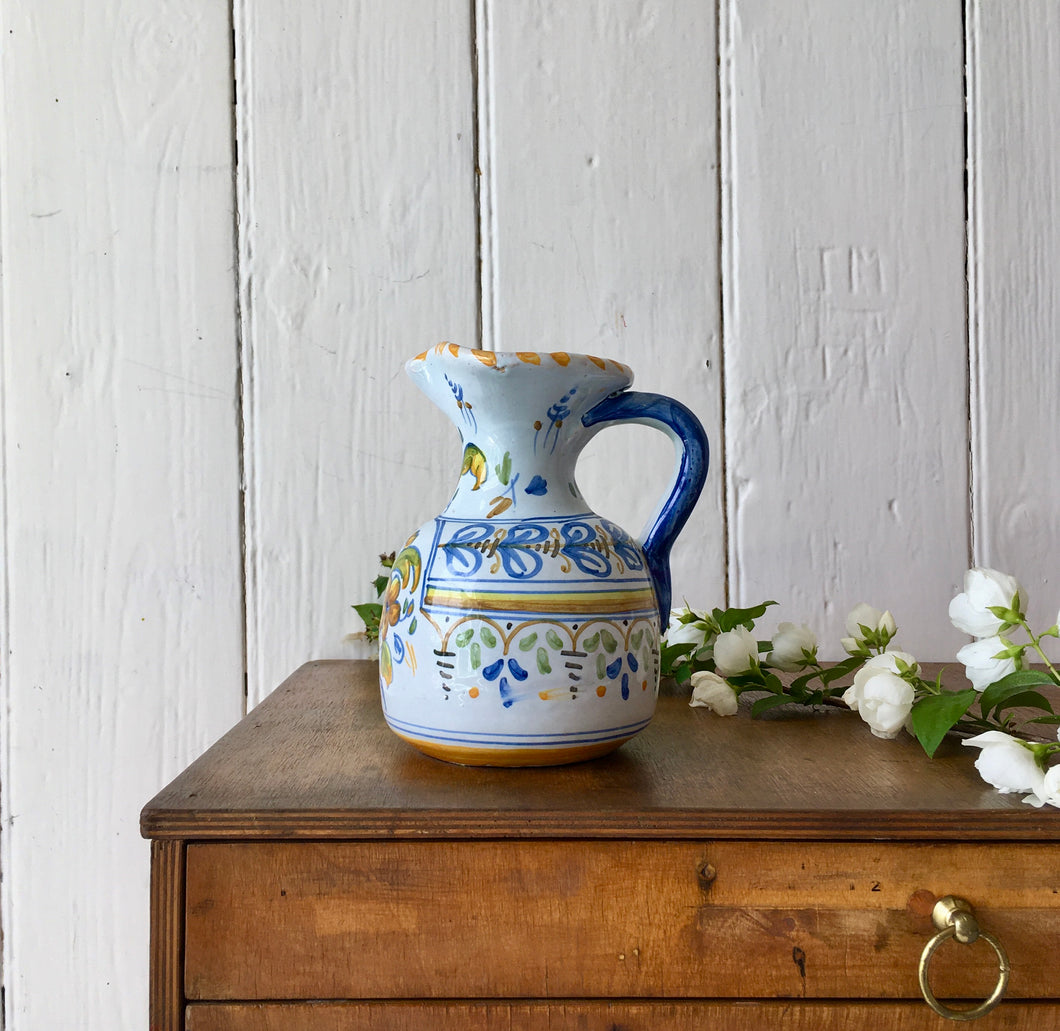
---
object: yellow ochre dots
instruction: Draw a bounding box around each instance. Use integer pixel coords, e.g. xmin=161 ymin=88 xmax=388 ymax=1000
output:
xmin=468 ymin=687 xmax=479 ymax=699
xmin=597 ymin=685 xmax=607 ymax=697
xmin=642 ymin=680 xmax=648 ymax=691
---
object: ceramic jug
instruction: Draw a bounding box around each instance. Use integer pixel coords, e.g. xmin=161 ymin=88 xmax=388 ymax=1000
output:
xmin=379 ymin=344 xmax=709 ymax=765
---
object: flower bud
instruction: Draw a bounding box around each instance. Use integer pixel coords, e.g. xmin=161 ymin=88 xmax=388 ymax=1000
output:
xmin=768 ymin=622 xmax=817 ymax=672
xmin=841 ymin=651 xmax=919 ymax=739
xmin=712 ymin=627 xmax=759 ymax=676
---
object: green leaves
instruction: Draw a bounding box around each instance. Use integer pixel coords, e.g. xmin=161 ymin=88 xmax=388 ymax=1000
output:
xmin=979 ymin=671 xmax=1056 ymax=722
xmin=712 ymin=601 xmax=777 ymax=633
xmin=910 ymin=690 xmax=978 ymax=758
xmin=750 ymin=694 xmax=795 ymax=718
xmin=351 ymin=602 xmax=382 ymax=642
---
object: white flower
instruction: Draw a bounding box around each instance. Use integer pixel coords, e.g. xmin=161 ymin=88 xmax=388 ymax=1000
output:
xmin=666 ymin=609 xmax=709 ymax=648
xmin=962 ymin=731 xmax=1045 ymax=797
xmin=955 ymin=635 xmax=1017 ymax=692
xmin=768 ymin=622 xmax=817 ymax=672
xmin=948 ymin=568 xmax=1026 ymax=638
xmin=841 ymin=651 xmax=918 ymax=739
xmin=1025 ymin=765 xmax=1060 ymax=809
xmin=713 ymin=626 xmax=759 ymax=676
xmin=689 ymin=671 xmax=739 ymax=716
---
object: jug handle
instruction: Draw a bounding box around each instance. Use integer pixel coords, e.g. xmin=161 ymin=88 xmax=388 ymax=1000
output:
xmin=582 ymin=391 xmax=709 ymax=625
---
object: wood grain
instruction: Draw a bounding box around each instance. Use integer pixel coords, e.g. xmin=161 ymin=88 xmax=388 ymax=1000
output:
xmin=723 ymin=0 xmax=970 ymax=658
xmin=141 ymin=661 xmax=1060 ymax=841
xmin=487 ymin=1 xmax=725 ymax=608
xmin=233 ymin=0 xmax=480 ymax=705
xmin=150 ymin=841 xmax=185 ymax=1031
xmin=183 ymin=839 xmax=1060 ymax=1001
xmin=969 ymin=2 xmax=1060 ymax=646
xmin=0 ymin=2 xmax=245 ymax=1028
xmin=186 ymin=1000 xmax=1057 ymax=1031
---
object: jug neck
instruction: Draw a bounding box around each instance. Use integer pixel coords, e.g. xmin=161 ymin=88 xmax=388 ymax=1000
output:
xmin=441 ymin=418 xmax=592 ymax=522
xmin=407 ymin=346 xmax=634 ymax=524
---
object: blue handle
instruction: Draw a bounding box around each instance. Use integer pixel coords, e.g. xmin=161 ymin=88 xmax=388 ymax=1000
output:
xmin=582 ymin=391 xmax=709 ymax=625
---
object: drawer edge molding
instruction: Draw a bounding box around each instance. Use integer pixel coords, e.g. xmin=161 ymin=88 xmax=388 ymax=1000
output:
xmin=185 ymin=999 xmax=1060 ymax=1031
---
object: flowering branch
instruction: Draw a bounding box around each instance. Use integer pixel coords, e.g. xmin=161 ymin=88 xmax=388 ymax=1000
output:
xmin=348 ymin=552 xmax=396 ymax=643
xmin=667 ymin=568 xmax=1060 ymax=810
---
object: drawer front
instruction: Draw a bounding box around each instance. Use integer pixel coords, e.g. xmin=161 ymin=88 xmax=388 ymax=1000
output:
xmin=184 ymin=840 xmax=1060 ymax=1001
xmin=185 ymin=1000 xmax=1060 ymax=1031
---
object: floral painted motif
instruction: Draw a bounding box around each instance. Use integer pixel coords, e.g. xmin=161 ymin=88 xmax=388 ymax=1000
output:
xmin=378 ymin=543 xmax=422 ymax=686
xmin=532 ymin=386 xmax=578 ymax=455
xmin=439 ymin=615 xmax=659 ymax=707
xmin=459 ymin=443 xmax=489 ymax=491
xmin=445 ymin=375 xmax=477 ymax=431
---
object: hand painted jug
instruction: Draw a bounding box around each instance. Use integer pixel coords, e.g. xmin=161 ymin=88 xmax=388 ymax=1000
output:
xmin=379 ymin=344 xmax=709 ymax=765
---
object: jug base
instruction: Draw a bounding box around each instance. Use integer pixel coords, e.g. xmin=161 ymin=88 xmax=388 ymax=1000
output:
xmin=392 ymin=731 xmax=632 ymax=767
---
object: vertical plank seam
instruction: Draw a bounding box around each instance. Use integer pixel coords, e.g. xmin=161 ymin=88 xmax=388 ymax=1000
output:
xmin=231 ymin=0 xmax=256 ymax=715
xmin=963 ymin=0 xmax=983 ymax=569
xmin=717 ymin=0 xmax=736 ymax=607
xmin=472 ymin=0 xmax=498 ymax=351
xmin=0 ymin=0 xmax=14 ymax=1012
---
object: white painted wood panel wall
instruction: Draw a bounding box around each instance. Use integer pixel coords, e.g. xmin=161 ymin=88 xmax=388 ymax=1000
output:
xmin=0 ymin=1 xmax=1057 ymax=1026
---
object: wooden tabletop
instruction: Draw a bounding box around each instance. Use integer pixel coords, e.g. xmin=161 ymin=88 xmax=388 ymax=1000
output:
xmin=141 ymin=660 xmax=1060 ymax=842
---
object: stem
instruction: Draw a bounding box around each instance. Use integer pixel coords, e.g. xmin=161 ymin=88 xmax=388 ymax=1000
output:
xmin=1019 ymin=618 xmax=1060 ymax=683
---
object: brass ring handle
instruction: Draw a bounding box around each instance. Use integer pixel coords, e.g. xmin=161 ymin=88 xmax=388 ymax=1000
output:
xmin=918 ymin=896 xmax=1010 ymax=1022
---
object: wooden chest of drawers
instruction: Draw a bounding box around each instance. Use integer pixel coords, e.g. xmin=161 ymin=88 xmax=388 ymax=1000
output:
xmin=142 ymin=660 xmax=1060 ymax=1029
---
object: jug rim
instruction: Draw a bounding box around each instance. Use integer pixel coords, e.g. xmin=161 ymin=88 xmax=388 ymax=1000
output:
xmin=408 ymin=342 xmax=633 ymax=381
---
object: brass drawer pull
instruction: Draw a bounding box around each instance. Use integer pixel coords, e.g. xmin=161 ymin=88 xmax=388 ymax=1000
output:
xmin=918 ymin=895 xmax=1010 ymax=1022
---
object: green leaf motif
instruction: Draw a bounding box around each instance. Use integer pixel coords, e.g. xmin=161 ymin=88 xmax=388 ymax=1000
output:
xmin=518 ymin=633 xmax=538 ymax=651
xmin=600 ymin=630 xmax=618 ymax=654
xmin=583 ymin=632 xmax=600 ymax=652
xmin=495 ymin=451 xmax=512 ymax=485
xmin=455 ymin=628 xmax=475 ymax=648
xmin=546 ymin=628 xmax=564 ymax=650
xmin=537 ymin=647 xmax=552 ymax=674
xmin=596 ymin=653 xmax=606 ymax=680
xmin=911 ymin=690 xmax=978 ymax=758
xmin=480 ymin=627 xmax=498 ymax=648
xmin=470 ymin=641 xmax=481 ymax=670
xmin=631 ymin=629 xmax=644 ymax=650
xmin=408 ymin=617 xmax=417 ymax=635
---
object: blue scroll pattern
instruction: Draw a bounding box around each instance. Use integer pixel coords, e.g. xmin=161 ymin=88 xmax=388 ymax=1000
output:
xmin=439 ymin=516 xmax=645 ymax=580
